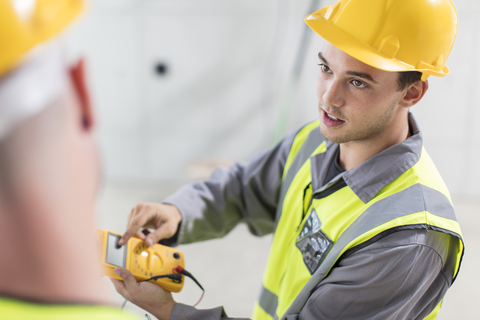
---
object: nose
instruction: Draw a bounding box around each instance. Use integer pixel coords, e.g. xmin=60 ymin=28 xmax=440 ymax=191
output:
xmin=322 ymin=78 xmax=345 ymax=108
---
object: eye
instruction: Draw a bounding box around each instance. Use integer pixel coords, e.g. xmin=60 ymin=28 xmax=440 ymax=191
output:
xmin=351 ymin=79 xmax=367 ymax=88
xmin=318 ymin=64 xmax=332 ymax=74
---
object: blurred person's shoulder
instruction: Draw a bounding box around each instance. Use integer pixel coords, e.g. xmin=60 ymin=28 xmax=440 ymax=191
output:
xmin=0 ymin=296 xmax=141 ymax=320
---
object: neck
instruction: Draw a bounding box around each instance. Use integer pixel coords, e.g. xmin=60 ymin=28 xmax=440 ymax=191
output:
xmin=338 ymin=114 xmax=411 ymax=171
xmin=0 ymin=203 xmax=110 ymax=305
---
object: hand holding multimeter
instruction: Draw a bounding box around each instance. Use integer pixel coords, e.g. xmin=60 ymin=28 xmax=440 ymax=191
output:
xmin=96 ymin=229 xmax=185 ymax=292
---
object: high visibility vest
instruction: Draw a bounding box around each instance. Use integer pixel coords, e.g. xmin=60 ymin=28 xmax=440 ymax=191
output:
xmin=0 ymin=297 xmax=139 ymax=320
xmin=253 ymin=121 xmax=464 ymax=320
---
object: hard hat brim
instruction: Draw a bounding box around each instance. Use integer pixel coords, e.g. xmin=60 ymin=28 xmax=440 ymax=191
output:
xmin=305 ymin=8 xmax=449 ymax=79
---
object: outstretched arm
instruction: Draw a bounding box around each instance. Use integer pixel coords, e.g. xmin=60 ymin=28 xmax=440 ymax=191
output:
xmin=119 ymin=129 xmax=298 ymax=248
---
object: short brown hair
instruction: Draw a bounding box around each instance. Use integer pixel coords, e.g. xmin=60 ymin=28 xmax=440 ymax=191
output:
xmin=397 ymin=71 xmax=423 ymax=91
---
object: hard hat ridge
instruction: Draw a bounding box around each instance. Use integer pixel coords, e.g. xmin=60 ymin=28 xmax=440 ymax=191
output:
xmin=305 ymin=0 xmax=458 ymax=80
xmin=0 ymin=0 xmax=84 ymax=139
xmin=12 ymin=0 xmax=37 ymax=20
xmin=0 ymin=0 xmax=84 ymax=77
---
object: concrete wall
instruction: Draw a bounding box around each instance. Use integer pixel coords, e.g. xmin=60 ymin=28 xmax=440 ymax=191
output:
xmin=65 ymin=0 xmax=480 ymax=197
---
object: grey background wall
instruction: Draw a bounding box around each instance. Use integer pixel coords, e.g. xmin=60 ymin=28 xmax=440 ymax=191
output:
xmin=65 ymin=0 xmax=312 ymax=182
xmin=64 ymin=0 xmax=480 ymax=199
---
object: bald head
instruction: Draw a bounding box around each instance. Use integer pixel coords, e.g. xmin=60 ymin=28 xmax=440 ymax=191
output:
xmin=0 ymin=45 xmax=106 ymax=303
xmin=0 ymin=86 xmax=72 ymax=210
xmin=0 ymin=44 xmax=93 ymax=212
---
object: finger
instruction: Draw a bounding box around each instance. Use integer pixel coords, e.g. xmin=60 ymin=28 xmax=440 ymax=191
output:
xmin=135 ymin=228 xmax=147 ymax=240
xmin=119 ymin=205 xmax=150 ymax=245
xmin=144 ymin=205 xmax=181 ymax=246
xmin=131 ymin=204 xmax=162 ymax=246
xmin=110 ymin=277 xmax=128 ymax=298
xmin=145 ymin=222 xmax=177 ymax=247
xmin=114 ymin=268 xmax=138 ymax=290
xmin=128 ymin=207 xmax=147 ymax=240
xmin=141 ymin=228 xmax=152 ymax=241
xmin=119 ymin=209 xmax=136 ymax=246
xmin=125 ymin=207 xmax=146 ymax=243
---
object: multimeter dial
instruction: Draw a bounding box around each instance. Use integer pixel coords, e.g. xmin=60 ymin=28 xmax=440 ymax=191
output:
xmin=132 ymin=242 xmax=163 ymax=277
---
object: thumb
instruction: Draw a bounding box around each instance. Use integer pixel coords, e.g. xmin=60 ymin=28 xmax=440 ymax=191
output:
xmin=145 ymin=222 xmax=178 ymax=247
xmin=114 ymin=268 xmax=138 ymax=289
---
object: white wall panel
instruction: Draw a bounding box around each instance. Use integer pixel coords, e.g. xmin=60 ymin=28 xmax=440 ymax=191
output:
xmin=139 ymin=1 xmax=319 ymax=182
xmin=64 ymin=0 xmax=319 ymax=182
xmin=459 ymin=5 xmax=480 ymax=197
xmin=65 ymin=0 xmax=480 ymax=197
xmin=413 ymin=6 xmax=480 ymax=197
xmin=65 ymin=6 xmax=148 ymax=179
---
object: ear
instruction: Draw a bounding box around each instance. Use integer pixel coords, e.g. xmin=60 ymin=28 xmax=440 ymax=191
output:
xmin=399 ymin=80 xmax=429 ymax=108
xmin=69 ymin=59 xmax=95 ymax=131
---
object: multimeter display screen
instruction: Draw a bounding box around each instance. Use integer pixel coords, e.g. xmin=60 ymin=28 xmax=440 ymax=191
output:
xmin=106 ymin=233 xmax=126 ymax=268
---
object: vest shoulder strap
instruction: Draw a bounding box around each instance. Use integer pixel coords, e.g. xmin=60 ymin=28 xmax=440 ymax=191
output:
xmin=275 ymin=122 xmax=323 ymax=227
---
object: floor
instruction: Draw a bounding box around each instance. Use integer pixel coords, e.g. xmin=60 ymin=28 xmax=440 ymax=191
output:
xmin=96 ymin=183 xmax=479 ymax=319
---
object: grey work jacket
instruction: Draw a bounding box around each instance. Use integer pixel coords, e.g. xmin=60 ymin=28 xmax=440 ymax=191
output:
xmin=164 ymin=114 xmax=460 ymax=320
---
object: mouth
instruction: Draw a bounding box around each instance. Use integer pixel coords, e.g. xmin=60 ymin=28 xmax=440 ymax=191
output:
xmin=326 ymin=112 xmax=340 ymax=121
xmin=322 ymin=109 xmax=345 ymax=127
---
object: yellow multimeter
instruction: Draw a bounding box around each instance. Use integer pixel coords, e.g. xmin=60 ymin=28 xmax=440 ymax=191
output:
xmin=96 ymin=229 xmax=185 ymax=292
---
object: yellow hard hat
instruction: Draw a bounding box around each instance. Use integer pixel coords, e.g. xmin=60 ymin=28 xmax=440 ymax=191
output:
xmin=0 ymin=0 xmax=84 ymax=77
xmin=305 ymin=0 xmax=458 ymax=80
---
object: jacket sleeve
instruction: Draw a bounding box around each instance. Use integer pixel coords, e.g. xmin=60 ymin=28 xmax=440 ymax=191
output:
xmin=162 ymin=130 xmax=297 ymax=245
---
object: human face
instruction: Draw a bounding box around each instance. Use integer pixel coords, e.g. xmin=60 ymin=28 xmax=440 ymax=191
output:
xmin=316 ymin=43 xmax=406 ymax=146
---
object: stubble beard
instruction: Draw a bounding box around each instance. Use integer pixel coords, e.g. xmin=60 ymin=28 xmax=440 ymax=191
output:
xmin=319 ymin=99 xmax=398 ymax=145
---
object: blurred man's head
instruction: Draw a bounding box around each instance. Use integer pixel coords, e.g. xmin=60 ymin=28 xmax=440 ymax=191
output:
xmin=0 ymin=0 xmax=108 ymax=304
xmin=0 ymin=0 xmax=94 ymax=206
xmin=0 ymin=43 xmax=98 ymax=220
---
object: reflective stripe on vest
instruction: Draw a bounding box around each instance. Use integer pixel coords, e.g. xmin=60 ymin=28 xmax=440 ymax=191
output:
xmin=254 ymin=122 xmax=464 ymax=320
xmin=274 ymin=121 xmax=325 ymax=228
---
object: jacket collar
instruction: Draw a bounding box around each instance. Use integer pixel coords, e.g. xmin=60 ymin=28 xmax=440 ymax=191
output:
xmin=310 ymin=113 xmax=423 ymax=203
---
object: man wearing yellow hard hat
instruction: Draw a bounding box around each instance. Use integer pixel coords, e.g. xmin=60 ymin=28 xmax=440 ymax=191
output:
xmin=115 ymin=0 xmax=464 ymax=319
xmin=0 ymin=0 xmax=139 ymax=318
